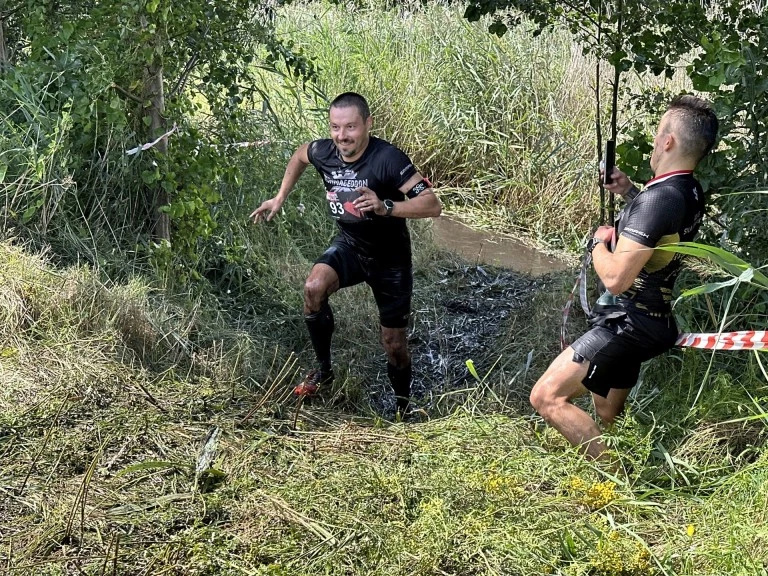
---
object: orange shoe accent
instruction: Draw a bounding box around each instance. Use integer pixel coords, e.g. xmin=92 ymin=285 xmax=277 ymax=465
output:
xmin=293 ymin=369 xmax=334 ymax=397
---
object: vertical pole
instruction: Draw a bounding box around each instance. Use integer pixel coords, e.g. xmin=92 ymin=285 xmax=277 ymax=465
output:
xmin=596 ymin=2 xmax=605 ymax=225
xmin=608 ymin=0 xmax=624 ymax=224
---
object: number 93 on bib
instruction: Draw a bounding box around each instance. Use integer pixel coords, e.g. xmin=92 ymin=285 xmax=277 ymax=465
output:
xmin=327 ymin=186 xmax=372 ymax=222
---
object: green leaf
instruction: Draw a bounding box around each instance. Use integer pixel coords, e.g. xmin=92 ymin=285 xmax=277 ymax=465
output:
xmin=709 ymin=68 xmax=726 ymax=87
xmin=488 ymin=20 xmax=507 ymax=37
xmin=141 ymin=170 xmax=158 ymax=184
xmin=464 ymin=5 xmax=480 ymax=22
xmin=22 ymin=206 xmax=37 ymax=222
xmin=466 ymin=359 xmax=480 ymax=382
xmin=656 ymin=242 xmax=768 ymax=288
xmin=146 ymin=0 xmax=160 ymax=14
xmin=161 ymin=180 xmax=175 ymax=193
xmin=169 ymin=202 xmax=184 ymax=217
xmin=677 ymin=276 xmax=740 ymax=299
xmin=720 ymin=49 xmax=745 ymax=65
xmin=61 ymin=22 xmax=74 ymax=41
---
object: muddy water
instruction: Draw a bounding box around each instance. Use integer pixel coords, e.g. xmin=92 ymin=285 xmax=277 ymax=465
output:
xmin=431 ymin=216 xmax=569 ymax=276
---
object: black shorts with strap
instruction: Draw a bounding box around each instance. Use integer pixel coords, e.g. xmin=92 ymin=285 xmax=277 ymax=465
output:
xmin=316 ymin=236 xmax=412 ymax=328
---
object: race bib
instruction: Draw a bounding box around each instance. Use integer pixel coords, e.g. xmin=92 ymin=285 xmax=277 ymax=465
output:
xmin=326 ymin=186 xmax=370 ymax=222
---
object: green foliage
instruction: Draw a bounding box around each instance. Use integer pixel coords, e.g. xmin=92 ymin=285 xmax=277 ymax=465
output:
xmin=1 ymin=0 xmax=319 ymax=283
xmin=463 ymin=0 xmax=706 ymax=77
xmin=607 ymin=9 xmax=768 ymax=264
xmin=657 ymin=242 xmax=768 ymax=290
xmin=685 ymin=5 xmax=768 ymax=263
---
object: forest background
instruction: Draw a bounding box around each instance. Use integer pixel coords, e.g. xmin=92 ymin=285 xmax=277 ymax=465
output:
xmin=1 ymin=0 xmax=768 ymax=574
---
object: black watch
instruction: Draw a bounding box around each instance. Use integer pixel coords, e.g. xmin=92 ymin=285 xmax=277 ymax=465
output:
xmin=383 ymin=199 xmax=395 ymax=217
xmin=587 ymin=237 xmax=603 ymax=254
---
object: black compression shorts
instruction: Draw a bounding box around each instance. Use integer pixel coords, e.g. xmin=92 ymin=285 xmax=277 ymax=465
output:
xmin=571 ymin=310 xmax=678 ymax=397
xmin=315 ymin=237 xmax=413 ymax=328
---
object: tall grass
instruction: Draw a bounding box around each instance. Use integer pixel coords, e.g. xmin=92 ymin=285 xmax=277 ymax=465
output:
xmin=254 ymin=0 xmax=602 ymax=249
xmin=0 ymin=65 xmax=153 ymax=278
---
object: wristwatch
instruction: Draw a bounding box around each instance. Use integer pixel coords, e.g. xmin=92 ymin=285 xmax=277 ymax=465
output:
xmin=383 ymin=199 xmax=395 ymax=217
xmin=587 ymin=237 xmax=603 ymax=254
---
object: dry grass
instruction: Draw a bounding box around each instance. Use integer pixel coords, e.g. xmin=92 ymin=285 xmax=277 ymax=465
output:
xmin=1 ymin=240 xmax=767 ymax=575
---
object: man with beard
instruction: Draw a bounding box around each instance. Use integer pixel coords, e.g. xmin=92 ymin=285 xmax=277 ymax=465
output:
xmin=251 ymin=92 xmax=442 ymax=417
xmin=530 ymin=95 xmax=719 ymax=461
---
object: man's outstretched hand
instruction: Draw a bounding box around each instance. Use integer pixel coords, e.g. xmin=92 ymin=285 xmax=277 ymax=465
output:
xmin=250 ymin=197 xmax=283 ymax=223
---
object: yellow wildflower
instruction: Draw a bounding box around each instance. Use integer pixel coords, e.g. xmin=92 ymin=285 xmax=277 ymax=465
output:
xmin=583 ymin=481 xmax=616 ymax=508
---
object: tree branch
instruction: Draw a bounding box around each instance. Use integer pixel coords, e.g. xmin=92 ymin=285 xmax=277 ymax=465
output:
xmin=110 ymin=83 xmax=143 ymax=104
xmin=169 ymin=52 xmax=199 ymax=97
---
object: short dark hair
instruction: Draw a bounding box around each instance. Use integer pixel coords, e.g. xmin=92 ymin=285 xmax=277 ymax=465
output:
xmin=665 ymin=95 xmax=719 ymax=161
xmin=329 ymin=92 xmax=370 ymax=121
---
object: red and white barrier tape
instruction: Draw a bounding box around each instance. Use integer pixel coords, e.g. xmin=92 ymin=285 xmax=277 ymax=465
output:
xmin=675 ymin=331 xmax=768 ymax=350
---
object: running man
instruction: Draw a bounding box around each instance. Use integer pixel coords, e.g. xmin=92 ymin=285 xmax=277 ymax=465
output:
xmin=530 ymin=95 xmax=719 ymax=460
xmin=251 ymin=92 xmax=442 ymax=416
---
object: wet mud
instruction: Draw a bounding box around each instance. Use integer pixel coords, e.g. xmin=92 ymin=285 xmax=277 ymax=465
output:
xmin=431 ymin=216 xmax=569 ymax=276
xmin=367 ymin=263 xmax=550 ymax=417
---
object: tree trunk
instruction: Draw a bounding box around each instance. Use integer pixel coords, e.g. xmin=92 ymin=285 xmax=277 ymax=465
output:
xmin=147 ymin=60 xmax=170 ymax=242
xmin=140 ymin=10 xmax=170 ymax=243
xmin=0 ymin=15 xmax=8 ymax=71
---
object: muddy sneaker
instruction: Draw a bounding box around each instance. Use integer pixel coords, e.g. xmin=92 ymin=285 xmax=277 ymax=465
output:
xmin=294 ymin=369 xmax=334 ymax=397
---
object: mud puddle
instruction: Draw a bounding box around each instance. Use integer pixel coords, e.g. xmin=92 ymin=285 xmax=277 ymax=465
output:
xmin=432 ymin=216 xmax=569 ymax=276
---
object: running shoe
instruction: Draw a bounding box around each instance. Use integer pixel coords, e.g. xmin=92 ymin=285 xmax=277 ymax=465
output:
xmin=293 ymin=369 xmax=334 ymax=397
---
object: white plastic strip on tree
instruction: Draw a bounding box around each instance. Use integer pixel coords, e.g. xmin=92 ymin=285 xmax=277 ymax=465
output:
xmin=126 ymin=125 xmax=270 ymax=155
xmin=126 ymin=124 xmax=178 ymax=155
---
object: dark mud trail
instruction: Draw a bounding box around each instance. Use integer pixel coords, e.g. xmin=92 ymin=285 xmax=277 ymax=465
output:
xmin=366 ymin=263 xmax=563 ymax=417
